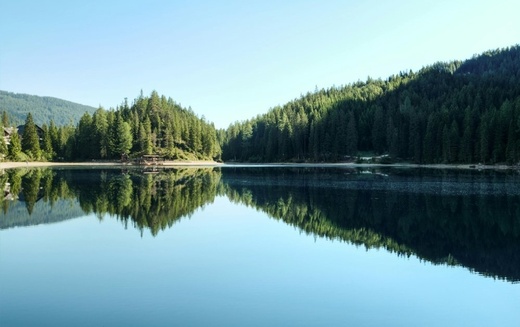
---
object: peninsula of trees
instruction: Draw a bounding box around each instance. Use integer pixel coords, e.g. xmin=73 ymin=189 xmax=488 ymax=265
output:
xmin=2 ymin=45 xmax=520 ymax=164
xmin=1 ymin=91 xmax=220 ymax=162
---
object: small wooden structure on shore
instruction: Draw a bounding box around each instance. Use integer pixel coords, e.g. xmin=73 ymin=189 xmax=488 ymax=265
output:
xmin=134 ymin=155 xmax=165 ymax=166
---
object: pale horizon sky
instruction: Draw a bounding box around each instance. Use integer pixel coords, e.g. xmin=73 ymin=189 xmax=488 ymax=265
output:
xmin=1 ymin=0 xmax=519 ymax=128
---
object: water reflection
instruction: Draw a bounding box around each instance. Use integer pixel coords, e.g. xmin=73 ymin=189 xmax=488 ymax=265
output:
xmin=1 ymin=166 xmax=520 ymax=282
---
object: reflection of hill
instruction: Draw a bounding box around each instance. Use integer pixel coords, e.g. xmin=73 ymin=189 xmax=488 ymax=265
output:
xmin=55 ymin=167 xmax=222 ymax=236
xmin=3 ymin=166 xmax=520 ymax=282
xmin=1 ymin=168 xmax=222 ymax=236
xmin=0 ymin=198 xmax=84 ymax=229
xmin=221 ymin=167 xmax=520 ymax=283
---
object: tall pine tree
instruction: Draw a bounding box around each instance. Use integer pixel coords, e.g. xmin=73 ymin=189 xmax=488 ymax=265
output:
xmin=21 ymin=113 xmax=41 ymax=160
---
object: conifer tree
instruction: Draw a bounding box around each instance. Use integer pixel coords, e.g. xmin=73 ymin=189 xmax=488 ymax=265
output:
xmin=41 ymin=124 xmax=54 ymax=160
xmin=8 ymin=131 xmax=21 ymax=160
xmin=21 ymin=113 xmax=41 ymax=160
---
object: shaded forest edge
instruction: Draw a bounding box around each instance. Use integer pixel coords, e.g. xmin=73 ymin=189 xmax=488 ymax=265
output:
xmin=2 ymin=45 xmax=520 ymax=165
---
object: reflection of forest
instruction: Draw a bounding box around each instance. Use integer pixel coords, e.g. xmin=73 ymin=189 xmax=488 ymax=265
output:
xmin=221 ymin=168 xmax=520 ymax=283
xmin=1 ymin=167 xmax=221 ymax=236
xmin=2 ymin=167 xmax=520 ymax=282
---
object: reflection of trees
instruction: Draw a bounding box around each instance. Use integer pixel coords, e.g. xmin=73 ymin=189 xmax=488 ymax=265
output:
xmin=3 ymin=167 xmax=221 ymax=236
xmin=221 ymin=168 xmax=520 ymax=283
xmin=21 ymin=169 xmax=42 ymax=214
xmin=122 ymin=169 xmax=221 ymax=236
xmin=5 ymin=166 xmax=520 ymax=282
xmin=59 ymin=168 xmax=222 ymax=236
xmin=1 ymin=168 xmax=80 ymax=227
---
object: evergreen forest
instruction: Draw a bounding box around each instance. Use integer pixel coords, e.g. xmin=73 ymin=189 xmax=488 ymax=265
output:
xmin=1 ymin=91 xmax=221 ymax=162
xmin=221 ymin=45 xmax=520 ymax=164
xmin=2 ymin=45 xmax=520 ymax=164
xmin=0 ymin=90 xmax=97 ymax=126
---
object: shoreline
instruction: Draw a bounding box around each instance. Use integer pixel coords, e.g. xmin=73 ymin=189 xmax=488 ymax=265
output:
xmin=0 ymin=160 xmax=223 ymax=169
xmin=0 ymin=160 xmax=517 ymax=170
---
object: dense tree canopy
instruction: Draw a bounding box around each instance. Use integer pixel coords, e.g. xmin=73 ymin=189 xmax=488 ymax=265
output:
xmin=0 ymin=90 xmax=97 ymax=126
xmin=2 ymin=91 xmax=221 ymax=161
xmin=221 ymin=45 xmax=520 ymax=164
xmin=21 ymin=113 xmax=41 ymax=160
xmin=2 ymin=45 xmax=520 ymax=165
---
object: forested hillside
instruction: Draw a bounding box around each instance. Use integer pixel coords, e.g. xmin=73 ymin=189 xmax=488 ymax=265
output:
xmin=70 ymin=91 xmax=220 ymax=161
xmin=221 ymin=45 xmax=520 ymax=164
xmin=0 ymin=90 xmax=97 ymax=126
xmin=1 ymin=91 xmax=220 ymax=162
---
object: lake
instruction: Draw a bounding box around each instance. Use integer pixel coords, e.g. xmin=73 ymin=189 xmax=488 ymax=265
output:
xmin=1 ymin=166 xmax=519 ymax=326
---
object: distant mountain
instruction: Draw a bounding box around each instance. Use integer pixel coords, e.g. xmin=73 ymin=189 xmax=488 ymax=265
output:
xmin=0 ymin=198 xmax=86 ymax=230
xmin=0 ymin=90 xmax=97 ymax=126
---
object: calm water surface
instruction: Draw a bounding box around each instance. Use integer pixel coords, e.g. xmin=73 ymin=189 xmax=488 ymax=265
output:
xmin=0 ymin=166 xmax=519 ymax=326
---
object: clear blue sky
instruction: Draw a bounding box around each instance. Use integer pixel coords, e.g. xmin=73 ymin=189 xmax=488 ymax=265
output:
xmin=1 ymin=0 xmax=519 ymax=128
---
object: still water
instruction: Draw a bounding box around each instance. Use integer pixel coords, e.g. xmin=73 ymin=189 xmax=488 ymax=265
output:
xmin=0 ymin=166 xmax=519 ymax=326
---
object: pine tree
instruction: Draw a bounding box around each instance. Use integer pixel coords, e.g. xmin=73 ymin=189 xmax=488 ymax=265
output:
xmin=449 ymin=121 xmax=460 ymax=163
xmin=92 ymin=108 xmax=109 ymax=159
xmin=76 ymin=113 xmax=94 ymax=159
xmin=110 ymin=114 xmax=133 ymax=157
xmin=41 ymin=124 xmax=54 ymax=160
xmin=8 ymin=131 xmax=21 ymax=160
xmin=479 ymin=119 xmax=490 ymax=164
xmin=505 ymin=121 xmax=517 ymax=165
xmin=21 ymin=113 xmax=41 ymax=160
xmin=345 ymin=111 xmax=358 ymax=156
xmin=372 ymin=105 xmax=385 ymax=154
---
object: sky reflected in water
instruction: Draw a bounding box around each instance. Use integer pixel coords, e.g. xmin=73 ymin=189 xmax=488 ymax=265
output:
xmin=1 ymin=196 xmax=518 ymax=327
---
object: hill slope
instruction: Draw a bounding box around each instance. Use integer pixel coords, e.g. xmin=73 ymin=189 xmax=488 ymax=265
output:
xmin=0 ymin=90 xmax=97 ymax=126
xmin=221 ymin=45 xmax=520 ymax=165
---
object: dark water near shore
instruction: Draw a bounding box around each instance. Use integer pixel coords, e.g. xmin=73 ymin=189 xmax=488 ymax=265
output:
xmin=1 ymin=166 xmax=519 ymax=326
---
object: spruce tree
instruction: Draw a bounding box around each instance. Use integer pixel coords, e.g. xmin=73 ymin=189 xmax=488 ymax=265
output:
xmin=21 ymin=113 xmax=41 ymax=160
xmin=8 ymin=131 xmax=21 ymax=160
xmin=41 ymin=125 xmax=54 ymax=160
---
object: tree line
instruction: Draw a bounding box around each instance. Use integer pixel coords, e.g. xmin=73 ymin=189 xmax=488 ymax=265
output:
xmin=221 ymin=45 xmax=520 ymax=164
xmin=1 ymin=91 xmax=221 ymax=161
xmin=2 ymin=46 xmax=520 ymax=164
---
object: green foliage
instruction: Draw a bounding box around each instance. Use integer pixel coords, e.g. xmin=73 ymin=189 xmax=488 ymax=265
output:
xmin=111 ymin=116 xmax=133 ymax=156
xmin=221 ymin=45 xmax=520 ymax=164
xmin=0 ymin=133 xmax=7 ymax=158
xmin=1 ymin=167 xmax=221 ymax=236
xmin=0 ymin=90 xmax=97 ymax=126
xmin=8 ymin=131 xmax=22 ymax=160
xmin=41 ymin=124 xmax=54 ymax=160
xmin=63 ymin=92 xmax=221 ymax=161
xmin=21 ymin=113 xmax=41 ymax=160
